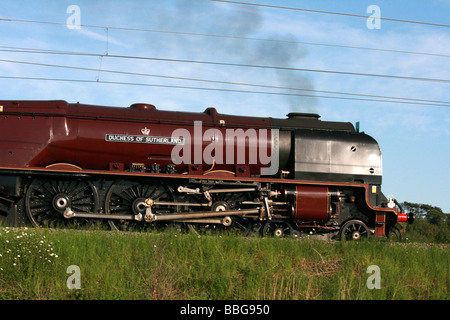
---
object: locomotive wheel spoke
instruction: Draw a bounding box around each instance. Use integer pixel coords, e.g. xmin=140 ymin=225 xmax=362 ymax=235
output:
xmin=25 ymin=178 xmax=99 ymax=228
xmin=262 ymin=220 xmax=293 ymax=238
xmin=340 ymin=219 xmax=370 ymax=241
xmin=105 ymin=180 xmax=175 ymax=231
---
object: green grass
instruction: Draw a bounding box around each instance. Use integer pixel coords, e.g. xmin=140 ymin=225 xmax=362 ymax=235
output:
xmin=0 ymin=226 xmax=448 ymax=300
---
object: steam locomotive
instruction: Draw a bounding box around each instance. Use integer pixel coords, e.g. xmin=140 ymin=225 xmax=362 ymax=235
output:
xmin=0 ymin=100 xmax=413 ymax=239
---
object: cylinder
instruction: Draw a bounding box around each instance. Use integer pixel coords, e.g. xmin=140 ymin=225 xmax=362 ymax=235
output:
xmin=285 ymin=185 xmax=330 ymax=221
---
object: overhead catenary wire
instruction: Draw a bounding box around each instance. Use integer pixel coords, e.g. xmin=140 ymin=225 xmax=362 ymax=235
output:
xmin=0 ymin=9 xmax=448 ymax=109
xmin=3 ymin=46 xmax=450 ymax=90
xmin=0 ymin=50 xmax=450 ymax=106
xmin=1 ymin=52 xmax=449 ymax=84
xmin=0 ymin=75 xmax=449 ymax=108
xmin=211 ymin=0 xmax=450 ymax=28
xmin=0 ymin=18 xmax=449 ymax=59
xmin=1 ymin=48 xmax=450 ymax=107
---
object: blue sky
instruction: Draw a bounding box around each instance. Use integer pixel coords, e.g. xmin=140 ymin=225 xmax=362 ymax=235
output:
xmin=0 ymin=0 xmax=449 ymax=212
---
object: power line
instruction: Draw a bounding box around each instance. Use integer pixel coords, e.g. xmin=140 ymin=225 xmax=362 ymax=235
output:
xmin=0 ymin=49 xmax=449 ymax=106
xmin=1 ymin=51 xmax=450 ymax=84
xmin=0 ymin=18 xmax=448 ymax=59
xmin=211 ymin=0 xmax=450 ymax=28
xmin=0 ymin=75 xmax=448 ymax=107
xmin=0 ymin=10 xmax=447 ymax=109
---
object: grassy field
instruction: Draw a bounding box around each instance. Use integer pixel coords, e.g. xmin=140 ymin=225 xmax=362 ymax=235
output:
xmin=0 ymin=226 xmax=448 ymax=300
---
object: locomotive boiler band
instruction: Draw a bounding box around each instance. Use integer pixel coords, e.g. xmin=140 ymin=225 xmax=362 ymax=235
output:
xmin=0 ymin=100 xmax=413 ymax=239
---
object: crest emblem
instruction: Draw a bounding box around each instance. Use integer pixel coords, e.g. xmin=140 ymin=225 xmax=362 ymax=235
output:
xmin=141 ymin=127 xmax=150 ymax=135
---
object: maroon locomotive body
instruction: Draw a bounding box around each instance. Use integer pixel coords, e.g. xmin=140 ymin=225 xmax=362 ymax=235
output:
xmin=0 ymin=100 xmax=412 ymax=239
xmin=0 ymin=100 xmax=274 ymax=174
